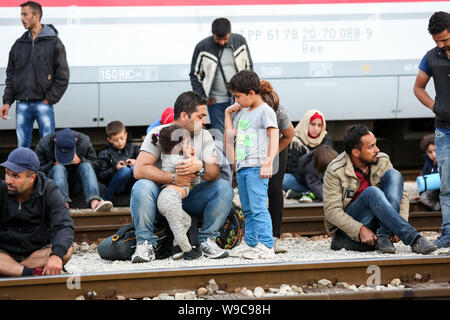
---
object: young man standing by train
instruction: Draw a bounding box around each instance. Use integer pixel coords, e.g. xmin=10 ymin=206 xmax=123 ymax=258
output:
xmin=0 ymin=1 xmax=70 ymax=148
xmin=414 ymin=11 xmax=450 ymax=248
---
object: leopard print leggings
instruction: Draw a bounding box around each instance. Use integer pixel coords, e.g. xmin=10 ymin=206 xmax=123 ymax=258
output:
xmin=156 ymin=187 xmax=192 ymax=252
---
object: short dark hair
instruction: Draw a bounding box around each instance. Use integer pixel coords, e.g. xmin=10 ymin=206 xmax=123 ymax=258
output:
xmin=314 ymin=144 xmax=338 ymax=173
xmin=173 ymin=91 xmax=207 ymax=120
xmin=154 ymin=125 xmax=188 ymax=154
xmin=428 ymin=11 xmax=450 ymax=35
xmin=21 ymin=1 xmax=42 ymax=20
xmin=212 ymin=18 xmax=231 ymax=38
xmin=420 ymin=133 xmax=435 ymax=152
xmin=229 ymin=70 xmax=260 ymax=95
xmin=344 ymin=124 xmax=370 ymax=155
xmin=106 ymin=120 xmax=126 ymax=138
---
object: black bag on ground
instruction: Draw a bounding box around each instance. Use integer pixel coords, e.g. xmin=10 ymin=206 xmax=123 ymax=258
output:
xmin=97 ymin=220 xmax=173 ymax=261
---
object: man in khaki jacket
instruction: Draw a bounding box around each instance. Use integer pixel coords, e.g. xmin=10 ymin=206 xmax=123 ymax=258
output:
xmin=323 ymin=124 xmax=437 ymax=254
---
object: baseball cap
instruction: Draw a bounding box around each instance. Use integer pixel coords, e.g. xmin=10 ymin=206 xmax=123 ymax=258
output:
xmin=55 ymin=128 xmax=76 ymax=165
xmin=161 ymin=107 xmax=174 ymax=125
xmin=0 ymin=147 xmax=40 ymax=173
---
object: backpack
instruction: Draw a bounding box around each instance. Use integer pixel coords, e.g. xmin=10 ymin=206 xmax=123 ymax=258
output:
xmin=97 ymin=219 xmax=173 ymax=261
xmin=215 ymin=203 xmax=246 ymax=249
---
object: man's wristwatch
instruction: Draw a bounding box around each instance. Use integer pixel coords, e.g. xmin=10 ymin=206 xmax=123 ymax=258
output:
xmin=196 ymin=160 xmax=206 ymax=176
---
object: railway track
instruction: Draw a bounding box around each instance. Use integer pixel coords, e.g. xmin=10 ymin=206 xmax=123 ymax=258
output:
xmin=0 ymin=255 xmax=449 ymax=300
xmin=71 ymin=201 xmax=442 ymax=242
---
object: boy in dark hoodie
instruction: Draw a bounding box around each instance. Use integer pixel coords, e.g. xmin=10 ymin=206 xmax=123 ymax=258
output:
xmin=419 ymin=133 xmax=440 ymax=211
xmin=98 ymin=121 xmax=140 ymax=203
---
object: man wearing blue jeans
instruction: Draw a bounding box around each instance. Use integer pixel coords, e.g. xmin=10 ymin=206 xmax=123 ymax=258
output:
xmin=414 ymin=11 xmax=450 ymax=248
xmin=323 ymin=124 xmax=437 ymax=254
xmin=35 ymin=128 xmax=112 ymax=212
xmin=130 ymin=91 xmax=233 ymax=263
xmin=0 ymin=1 xmax=69 ymax=147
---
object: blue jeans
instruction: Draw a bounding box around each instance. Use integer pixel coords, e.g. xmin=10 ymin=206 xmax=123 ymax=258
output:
xmin=345 ymin=169 xmax=419 ymax=245
xmin=130 ymin=178 xmax=233 ymax=246
xmin=47 ymin=162 xmax=101 ymax=205
xmin=237 ymin=167 xmax=274 ymax=248
xmin=103 ymin=166 xmax=136 ymax=202
xmin=282 ymin=173 xmax=309 ymax=193
xmin=208 ymin=102 xmax=230 ymax=133
xmin=16 ymin=100 xmax=55 ymax=148
xmin=435 ymin=129 xmax=450 ymax=234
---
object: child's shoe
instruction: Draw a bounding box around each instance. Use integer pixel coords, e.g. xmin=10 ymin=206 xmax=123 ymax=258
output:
xmin=299 ymin=191 xmax=316 ymax=203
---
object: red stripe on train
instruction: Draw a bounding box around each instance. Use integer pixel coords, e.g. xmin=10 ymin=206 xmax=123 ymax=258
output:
xmin=1 ymin=0 xmax=447 ymax=7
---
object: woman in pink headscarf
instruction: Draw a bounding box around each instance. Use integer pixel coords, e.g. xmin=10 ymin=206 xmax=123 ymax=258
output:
xmin=283 ymin=109 xmax=333 ymax=200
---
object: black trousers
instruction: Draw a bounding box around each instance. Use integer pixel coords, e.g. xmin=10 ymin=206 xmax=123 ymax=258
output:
xmin=268 ymin=147 xmax=288 ymax=238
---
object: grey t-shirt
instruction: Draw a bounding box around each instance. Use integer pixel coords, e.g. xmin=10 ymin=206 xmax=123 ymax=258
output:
xmin=141 ymin=124 xmax=217 ymax=185
xmin=232 ymin=103 xmax=278 ymax=171
xmin=276 ymin=104 xmax=292 ymax=131
xmin=209 ymin=47 xmax=236 ymax=103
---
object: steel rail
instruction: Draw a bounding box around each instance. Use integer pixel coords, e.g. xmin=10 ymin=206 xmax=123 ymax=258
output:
xmin=0 ymin=255 xmax=449 ymax=300
xmin=71 ymin=202 xmax=442 ymax=242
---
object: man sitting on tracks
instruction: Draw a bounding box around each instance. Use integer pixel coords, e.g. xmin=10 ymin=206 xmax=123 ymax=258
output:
xmin=0 ymin=147 xmax=74 ymax=276
xmin=129 ymin=91 xmax=233 ymax=263
xmin=323 ymin=124 xmax=437 ymax=255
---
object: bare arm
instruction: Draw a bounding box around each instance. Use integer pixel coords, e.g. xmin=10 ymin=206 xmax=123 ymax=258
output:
xmin=134 ymin=150 xmax=193 ymax=187
xmin=278 ymin=123 xmax=294 ymax=153
xmin=260 ymin=126 xmax=280 ymax=179
xmin=413 ymin=70 xmax=434 ymax=111
xmin=224 ymin=104 xmax=241 ymax=169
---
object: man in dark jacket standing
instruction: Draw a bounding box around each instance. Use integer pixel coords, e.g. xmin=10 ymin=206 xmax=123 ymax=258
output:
xmin=413 ymin=11 xmax=450 ymax=248
xmin=0 ymin=147 xmax=74 ymax=276
xmin=35 ymin=128 xmax=113 ymax=212
xmin=190 ymin=18 xmax=252 ymax=134
xmin=0 ymin=1 xmax=70 ymax=148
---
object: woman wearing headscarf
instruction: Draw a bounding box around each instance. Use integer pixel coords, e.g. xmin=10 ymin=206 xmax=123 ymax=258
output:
xmin=283 ymin=109 xmax=333 ymax=200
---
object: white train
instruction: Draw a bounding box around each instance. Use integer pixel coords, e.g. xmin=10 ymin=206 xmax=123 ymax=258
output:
xmin=0 ymin=0 xmax=449 ymax=131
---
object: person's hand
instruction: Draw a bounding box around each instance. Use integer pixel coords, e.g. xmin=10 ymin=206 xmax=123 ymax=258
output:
xmin=43 ymin=255 xmax=63 ymax=275
xmin=176 ymin=156 xmax=202 ymax=176
xmin=0 ymin=104 xmax=10 ymax=120
xmin=126 ymin=159 xmax=136 ymax=167
xmin=225 ymin=103 xmax=241 ymax=115
xmin=43 ymin=99 xmax=49 ymax=105
xmin=359 ymin=226 xmax=377 ymax=246
xmin=116 ymin=160 xmax=127 ymax=170
xmin=72 ymin=153 xmax=82 ymax=165
xmin=173 ymin=172 xmax=195 ymax=187
xmin=260 ymin=161 xmax=273 ymax=179
xmin=207 ymin=98 xmax=217 ymax=106
xmin=390 ymin=235 xmax=400 ymax=243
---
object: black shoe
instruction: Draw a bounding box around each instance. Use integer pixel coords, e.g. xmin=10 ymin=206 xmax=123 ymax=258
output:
xmin=375 ymin=237 xmax=396 ymax=254
xmin=183 ymin=247 xmax=203 ymax=260
xmin=330 ymin=229 xmax=375 ymax=252
xmin=286 ymin=189 xmax=301 ymax=200
xmin=411 ymin=237 xmax=438 ymax=255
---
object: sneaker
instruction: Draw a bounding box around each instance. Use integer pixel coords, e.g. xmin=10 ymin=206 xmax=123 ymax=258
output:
xmin=273 ymin=238 xmax=288 ymax=254
xmin=93 ymin=200 xmax=113 ymax=212
xmin=375 ymin=237 xmax=396 ymax=254
xmin=434 ymin=232 xmax=450 ymax=248
xmin=286 ymin=189 xmax=301 ymax=200
xmin=299 ymin=191 xmax=316 ymax=203
xmin=131 ymin=240 xmax=155 ymax=263
xmin=183 ymin=247 xmax=203 ymax=260
xmin=412 ymin=236 xmax=438 ymax=254
xmin=199 ymin=238 xmax=229 ymax=259
xmin=243 ymin=243 xmax=276 ymax=260
xmin=228 ymin=240 xmax=253 ymax=258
